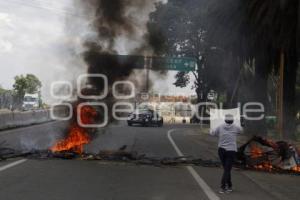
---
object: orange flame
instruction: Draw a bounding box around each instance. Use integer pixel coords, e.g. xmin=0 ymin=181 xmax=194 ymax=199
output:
xmin=292 ymin=166 xmax=300 ymax=172
xmin=249 ymin=143 xmax=300 ymax=173
xmin=51 ymin=105 xmax=97 ymax=154
xmin=250 ymin=144 xmax=263 ymax=159
xmin=250 ymin=144 xmax=272 ymax=171
xmin=254 ymin=162 xmax=273 ymax=172
xmin=51 ymin=125 xmax=90 ymax=153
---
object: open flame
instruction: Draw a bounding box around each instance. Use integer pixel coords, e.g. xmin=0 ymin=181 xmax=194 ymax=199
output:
xmin=254 ymin=163 xmax=273 ymax=171
xmin=250 ymin=144 xmax=263 ymax=159
xmin=292 ymin=166 xmax=300 ymax=172
xmin=249 ymin=144 xmax=273 ymax=171
xmin=247 ymin=140 xmax=300 ymax=173
xmin=51 ymin=105 xmax=97 ymax=154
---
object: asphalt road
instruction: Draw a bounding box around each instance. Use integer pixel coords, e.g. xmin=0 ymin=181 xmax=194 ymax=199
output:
xmin=0 ymin=122 xmax=299 ymax=200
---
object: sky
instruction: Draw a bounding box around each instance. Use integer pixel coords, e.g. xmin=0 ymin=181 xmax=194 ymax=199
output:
xmin=0 ymin=0 xmax=195 ymax=103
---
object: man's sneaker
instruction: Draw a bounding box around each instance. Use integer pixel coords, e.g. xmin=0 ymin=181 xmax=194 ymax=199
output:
xmin=226 ymin=187 xmax=233 ymax=193
xmin=219 ymin=188 xmax=226 ymax=194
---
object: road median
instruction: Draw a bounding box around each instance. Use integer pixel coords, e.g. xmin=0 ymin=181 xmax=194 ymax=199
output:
xmin=0 ymin=110 xmax=52 ymax=130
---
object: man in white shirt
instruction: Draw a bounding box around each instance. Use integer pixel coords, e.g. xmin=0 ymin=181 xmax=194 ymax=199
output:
xmin=210 ymin=114 xmax=243 ymax=193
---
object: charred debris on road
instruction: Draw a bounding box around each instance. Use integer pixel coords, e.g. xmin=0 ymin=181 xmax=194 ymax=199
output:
xmin=1 ymin=136 xmax=300 ymax=176
xmin=0 ymin=143 xmax=220 ymax=168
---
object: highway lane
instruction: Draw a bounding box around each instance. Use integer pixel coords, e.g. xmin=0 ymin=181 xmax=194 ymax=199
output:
xmin=0 ymin=122 xmax=299 ymax=200
xmin=0 ymin=123 xmax=209 ymax=200
xmin=169 ymin=127 xmax=300 ymax=200
xmin=0 ymin=121 xmax=69 ymax=151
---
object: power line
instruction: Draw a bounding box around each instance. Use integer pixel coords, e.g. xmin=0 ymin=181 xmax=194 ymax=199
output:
xmin=29 ymin=0 xmax=78 ymax=16
xmin=0 ymin=0 xmax=87 ymax=19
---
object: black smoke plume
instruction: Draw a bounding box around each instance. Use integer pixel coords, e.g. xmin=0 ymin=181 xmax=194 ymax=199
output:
xmin=76 ymin=0 xmax=167 ymax=123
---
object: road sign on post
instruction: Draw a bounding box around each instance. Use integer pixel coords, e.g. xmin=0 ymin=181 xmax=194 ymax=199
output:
xmin=99 ymin=55 xmax=197 ymax=71
xmin=151 ymin=57 xmax=197 ymax=71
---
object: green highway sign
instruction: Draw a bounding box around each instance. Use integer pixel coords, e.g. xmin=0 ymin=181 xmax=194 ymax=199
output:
xmin=98 ymin=55 xmax=197 ymax=71
xmin=151 ymin=57 xmax=197 ymax=71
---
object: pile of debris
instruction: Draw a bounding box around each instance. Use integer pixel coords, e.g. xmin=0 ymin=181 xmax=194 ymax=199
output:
xmin=237 ymin=136 xmax=300 ymax=174
xmin=1 ymin=137 xmax=300 ymax=175
xmin=0 ymin=145 xmax=220 ymax=168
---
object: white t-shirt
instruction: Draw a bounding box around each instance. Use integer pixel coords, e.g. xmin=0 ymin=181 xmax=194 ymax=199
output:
xmin=210 ymin=123 xmax=243 ymax=151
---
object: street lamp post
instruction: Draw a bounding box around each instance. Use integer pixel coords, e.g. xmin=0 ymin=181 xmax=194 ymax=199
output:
xmin=277 ymin=51 xmax=284 ymax=139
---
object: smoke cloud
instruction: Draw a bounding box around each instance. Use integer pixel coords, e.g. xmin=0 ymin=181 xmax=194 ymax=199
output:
xmin=71 ymin=0 xmax=168 ymax=122
xmin=78 ymin=0 xmax=167 ymax=54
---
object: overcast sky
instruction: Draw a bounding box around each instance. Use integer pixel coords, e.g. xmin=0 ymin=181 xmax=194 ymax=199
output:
xmin=0 ymin=0 xmax=195 ymax=103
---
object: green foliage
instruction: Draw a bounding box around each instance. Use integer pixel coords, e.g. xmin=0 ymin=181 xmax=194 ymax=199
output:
xmin=13 ymin=75 xmax=27 ymax=97
xmin=151 ymin=0 xmax=299 ymax=111
xmin=13 ymin=74 xmax=42 ymax=98
xmin=149 ymin=0 xmax=212 ymax=102
xmin=25 ymin=74 xmax=42 ymax=93
xmin=173 ymin=72 xmax=190 ymax=88
xmin=209 ymin=0 xmax=300 ymax=136
xmin=0 ymin=85 xmax=7 ymax=94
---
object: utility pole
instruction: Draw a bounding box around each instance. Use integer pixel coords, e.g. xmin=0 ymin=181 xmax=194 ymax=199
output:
xmin=230 ymin=67 xmax=242 ymax=107
xmin=144 ymin=56 xmax=151 ymax=93
xmin=277 ymin=51 xmax=284 ymax=139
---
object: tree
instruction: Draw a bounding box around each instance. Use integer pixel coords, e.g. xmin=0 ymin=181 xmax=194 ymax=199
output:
xmin=150 ymin=0 xmax=214 ymax=102
xmin=13 ymin=74 xmax=42 ymax=99
xmin=240 ymin=0 xmax=299 ymax=138
xmin=208 ymin=0 xmax=299 ymax=137
xmin=149 ymin=0 xmax=242 ymax=110
xmin=150 ymin=0 xmax=299 ymax=137
xmin=173 ymin=71 xmax=190 ymax=88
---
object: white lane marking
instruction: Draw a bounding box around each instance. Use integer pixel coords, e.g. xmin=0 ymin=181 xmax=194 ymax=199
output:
xmin=0 ymin=159 xmax=27 ymax=172
xmin=167 ymin=129 xmax=220 ymax=200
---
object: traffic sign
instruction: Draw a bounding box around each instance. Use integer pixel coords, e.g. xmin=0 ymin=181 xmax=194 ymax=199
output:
xmin=151 ymin=57 xmax=197 ymax=71
xmin=98 ymin=55 xmax=197 ymax=71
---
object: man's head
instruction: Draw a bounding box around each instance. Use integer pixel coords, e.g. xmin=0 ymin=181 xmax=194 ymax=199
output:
xmin=225 ymin=114 xmax=234 ymax=124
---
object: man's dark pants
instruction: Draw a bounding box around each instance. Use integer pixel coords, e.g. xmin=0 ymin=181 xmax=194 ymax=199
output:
xmin=218 ymin=147 xmax=236 ymax=189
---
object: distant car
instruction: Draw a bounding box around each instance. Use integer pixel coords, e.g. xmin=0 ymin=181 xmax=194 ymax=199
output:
xmin=127 ymin=109 xmax=163 ymax=127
